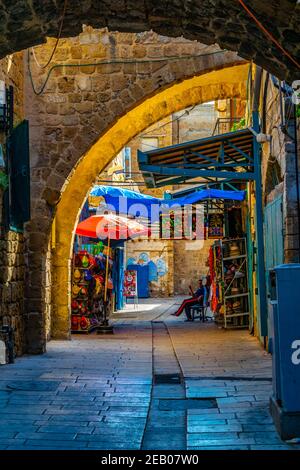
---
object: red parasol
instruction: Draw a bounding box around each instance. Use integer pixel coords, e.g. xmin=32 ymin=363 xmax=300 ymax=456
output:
xmin=75 ymin=214 xmax=149 ymax=240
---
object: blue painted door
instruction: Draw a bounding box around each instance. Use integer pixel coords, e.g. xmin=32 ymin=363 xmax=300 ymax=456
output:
xmin=127 ymin=264 xmax=149 ymax=298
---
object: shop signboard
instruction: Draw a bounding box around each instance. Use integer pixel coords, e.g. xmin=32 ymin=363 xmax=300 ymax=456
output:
xmin=207 ymin=213 xmax=224 ymax=239
xmin=124 ymin=270 xmax=137 ymax=297
xmin=159 ymin=207 xmax=204 ymax=240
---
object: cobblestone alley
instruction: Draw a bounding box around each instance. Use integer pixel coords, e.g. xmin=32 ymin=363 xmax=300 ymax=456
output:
xmin=0 ymin=299 xmax=299 ymax=450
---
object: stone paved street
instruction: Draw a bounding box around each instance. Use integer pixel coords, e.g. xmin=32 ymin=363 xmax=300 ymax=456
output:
xmin=0 ymin=299 xmax=299 ymax=450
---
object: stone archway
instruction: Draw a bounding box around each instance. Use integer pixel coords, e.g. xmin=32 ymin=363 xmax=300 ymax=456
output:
xmin=50 ymin=63 xmax=249 ymax=347
xmin=24 ymin=28 xmax=251 ymax=353
xmin=1 ymin=1 xmax=299 ymax=82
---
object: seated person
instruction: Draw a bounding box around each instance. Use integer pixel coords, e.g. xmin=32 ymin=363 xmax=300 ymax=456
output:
xmin=205 ymin=275 xmax=211 ymax=306
xmin=172 ymin=279 xmax=205 ymax=321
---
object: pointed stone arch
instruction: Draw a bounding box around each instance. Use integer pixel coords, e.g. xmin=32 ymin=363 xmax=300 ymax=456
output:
xmin=46 ymin=64 xmax=249 ymax=347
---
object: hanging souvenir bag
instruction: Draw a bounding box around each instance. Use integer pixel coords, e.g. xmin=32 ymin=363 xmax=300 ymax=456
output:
xmin=80 ymin=286 xmax=88 ymax=296
xmin=90 ymin=317 xmax=98 ymax=327
xmin=71 ymin=300 xmax=79 ymax=313
xmin=74 ymin=254 xmax=82 ymax=267
xmin=80 ymin=300 xmax=88 ymax=314
xmin=73 ymin=269 xmax=82 ymax=282
xmin=84 ymin=270 xmax=93 ymax=281
xmin=97 ymin=258 xmax=105 ymax=271
xmin=81 ymin=254 xmax=90 ymax=268
xmin=80 ymin=316 xmax=89 ymax=330
xmin=95 ymin=278 xmax=103 ymax=295
xmin=89 ymin=256 xmax=97 ymax=268
xmin=71 ymin=316 xmax=79 ymax=330
xmin=72 ymin=284 xmax=81 ymax=297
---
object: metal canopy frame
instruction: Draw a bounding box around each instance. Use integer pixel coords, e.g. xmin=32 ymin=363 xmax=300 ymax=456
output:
xmin=138 ymin=128 xmax=255 ymax=188
xmin=137 ymin=121 xmax=267 ymax=337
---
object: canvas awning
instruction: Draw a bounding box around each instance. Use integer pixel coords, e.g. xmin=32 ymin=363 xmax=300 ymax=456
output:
xmin=90 ymin=185 xmax=246 ymax=222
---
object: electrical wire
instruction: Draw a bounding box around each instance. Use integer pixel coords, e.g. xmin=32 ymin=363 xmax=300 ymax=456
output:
xmin=27 ymin=49 xmax=229 ymax=96
xmin=31 ymin=0 xmax=68 ymax=69
xmin=238 ymin=0 xmax=300 ymax=70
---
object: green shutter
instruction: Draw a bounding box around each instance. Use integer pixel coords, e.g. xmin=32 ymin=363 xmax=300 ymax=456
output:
xmin=7 ymin=120 xmax=31 ymax=229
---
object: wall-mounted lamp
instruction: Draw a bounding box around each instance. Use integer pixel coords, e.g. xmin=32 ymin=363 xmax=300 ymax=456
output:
xmin=256 ymin=133 xmax=272 ymax=143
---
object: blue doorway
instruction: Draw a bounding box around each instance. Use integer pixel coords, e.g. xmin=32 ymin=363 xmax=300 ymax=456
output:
xmin=127 ymin=264 xmax=150 ymax=298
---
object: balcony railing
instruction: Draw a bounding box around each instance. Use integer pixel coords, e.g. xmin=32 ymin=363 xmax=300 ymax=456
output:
xmin=212 ymin=117 xmax=244 ymax=136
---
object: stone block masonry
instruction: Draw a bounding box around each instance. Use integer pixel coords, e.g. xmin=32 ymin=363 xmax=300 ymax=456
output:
xmin=0 ymin=1 xmax=299 ymax=82
xmin=0 ymin=52 xmax=26 ymax=356
xmin=0 ymin=226 xmax=25 ymax=356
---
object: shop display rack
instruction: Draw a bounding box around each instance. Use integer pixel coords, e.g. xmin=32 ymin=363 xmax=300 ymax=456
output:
xmin=71 ymin=255 xmax=103 ymax=334
xmin=212 ymin=237 xmax=250 ymax=329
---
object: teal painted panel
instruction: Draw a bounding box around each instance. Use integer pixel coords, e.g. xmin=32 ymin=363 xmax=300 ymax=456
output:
xmin=264 ymin=196 xmax=284 ymax=270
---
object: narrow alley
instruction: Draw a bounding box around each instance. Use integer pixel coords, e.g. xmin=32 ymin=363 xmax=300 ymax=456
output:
xmin=0 ymin=299 xmax=297 ymax=451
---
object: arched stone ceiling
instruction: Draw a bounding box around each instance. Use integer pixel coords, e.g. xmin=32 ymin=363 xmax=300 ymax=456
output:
xmin=1 ymin=1 xmax=299 ymax=82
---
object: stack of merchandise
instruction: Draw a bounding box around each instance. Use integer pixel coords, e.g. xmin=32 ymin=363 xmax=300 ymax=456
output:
xmin=232 ymin=300 xmax=242 ymax=314
xmin=225 ymin=300 xmax=235 ymax=316
xmin=229 ymin=241 xmax=240 ymax=257
xmin=71 ymin=251 xmax=114 ymax=333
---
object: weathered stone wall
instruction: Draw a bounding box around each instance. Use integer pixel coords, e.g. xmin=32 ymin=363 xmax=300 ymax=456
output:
xmin=173 ymin=102 xmax=218 ymax=143
xmin=173 ymin=239 xmax=212 ymax=295
xmin=0 ymin=1 xmax=299 ymax=82
xmin=0 ymin=52 xmax=25 ymax=356
xmin=126 ymin=239 xmax=174 ymax=297
xmin=0 ymin=228 xmax=25 ymax=356
xmin=261 ymin=71 xmax=300 ymax=263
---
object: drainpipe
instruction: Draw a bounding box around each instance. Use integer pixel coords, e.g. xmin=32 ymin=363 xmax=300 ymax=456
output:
xmin=252 ymin=66 xmax=268 ymax=338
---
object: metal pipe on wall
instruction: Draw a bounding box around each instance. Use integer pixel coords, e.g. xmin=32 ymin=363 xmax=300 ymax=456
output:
xmin=252 ymin=66 xmax=268 ymax=338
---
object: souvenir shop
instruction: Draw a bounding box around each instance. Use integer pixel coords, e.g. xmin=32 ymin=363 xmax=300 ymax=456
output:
xmin=70 ymin=195 xmax=148 ymax=334
xmin=71 ymin=240 xmax=125 ymax=334
xmin=205 ymin=202 xmax=251 ymax=329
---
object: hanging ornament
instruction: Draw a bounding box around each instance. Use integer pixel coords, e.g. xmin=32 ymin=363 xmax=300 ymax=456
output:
xmin=71 ymin=316 xmax=79 ymax=330
xmin=80 ymin=316 xmax=89 ymax=330
xmin=84 ymin=270 xmax=93 ymax=281
xmin=73 ymin=269 xmax=81 ymax=282
xmin=80 ymin=286 xmax=88 ymax=296
xmin=72 ymin=284 xmax=81 ymax=296
xmin=71 ymin=300 xmax=79 ymax=313
xmin=81 ymin=254 xmax=90 ymax=268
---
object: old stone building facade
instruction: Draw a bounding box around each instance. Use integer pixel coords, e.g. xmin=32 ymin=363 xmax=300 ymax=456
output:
xmin=260 ymin=71 xmax=300 ymax=264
